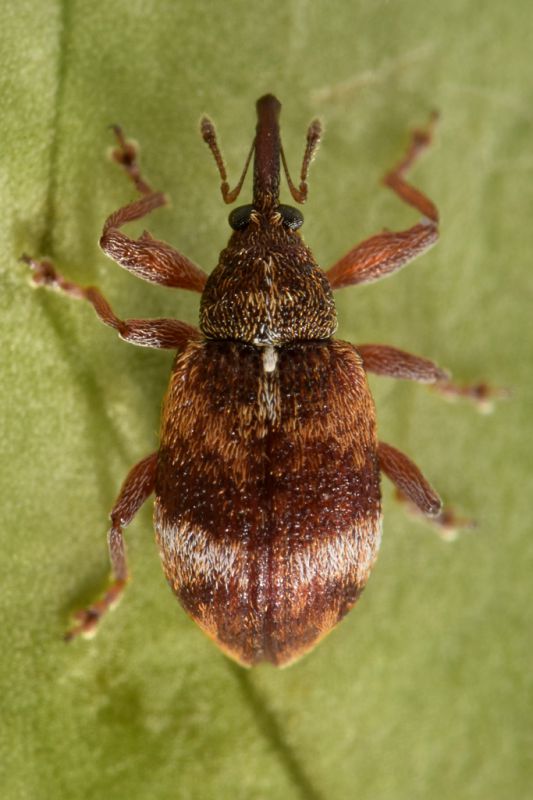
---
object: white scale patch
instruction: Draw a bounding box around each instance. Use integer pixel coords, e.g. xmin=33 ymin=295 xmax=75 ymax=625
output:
xmin=155 ymin=509 xmax=245 ymax=588
xmin=262 ymin=345 xmax=278 ymax=373
xmin=156 ymin=504 xmax=383 ymax=597
xmin=257 ymin=345 xmax=280 ymax=425
xmin=289 ymin=518 xmax=383 ymax=588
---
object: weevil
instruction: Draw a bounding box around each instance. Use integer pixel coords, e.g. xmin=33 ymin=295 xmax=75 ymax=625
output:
xmin=23 ymin=95 xmax=498 ymax=666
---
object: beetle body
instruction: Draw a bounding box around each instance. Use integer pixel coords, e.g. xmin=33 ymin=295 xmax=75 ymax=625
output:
xmin=157 ymin=339 xmax=380 ymax=666
xmin=26 ymin=93 xmax=471 ymax=664
xmin=156 ymin=99 xmax=381 ymax=665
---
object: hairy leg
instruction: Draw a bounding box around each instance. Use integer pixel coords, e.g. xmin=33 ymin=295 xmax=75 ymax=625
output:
xmin=393 ymin=489 xmax=476 ymax=541
xmin=357 ymin=343 xmax=506 ymax=411
xmin=357 ymin=344 xmax=448 ymax=383
xmin=378 ymin=442 xmax=475 ymax=538
xmin=327 ymin=113 xmax=438 ymax=290
xmin=65 ymin=452 xmax=158 ymax=640
xmin=22 ymin=254 xmax=200 ymax=349
xmin=431 ymin=379 xmax=510 ymax=413
xmin=378 ymin=441 xmax=442 ymax=518
xmin=99 ymin=126 xmax=207 ymax=292
xmin=110 ymin=124 xmax=154 ymax=196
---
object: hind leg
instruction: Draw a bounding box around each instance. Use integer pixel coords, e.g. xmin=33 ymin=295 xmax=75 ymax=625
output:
xmin=66 ymin=452 xmax=157 ymax=640
xmin=377 ymin=442 xmax=472 ymax=540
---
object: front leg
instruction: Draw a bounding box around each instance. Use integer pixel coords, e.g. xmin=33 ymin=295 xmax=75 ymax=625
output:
xmin=99 ymin=125 xmax=208 ymax=292
xmin=110 ymin=124 xmax=154 ymax=196
xmin=66 ymin=452 xmax=158 ymax=640
xmin=327 ymin=113 xmax=438 ymax=290
xmin=22 ymin=255 xmax=200 ymax=350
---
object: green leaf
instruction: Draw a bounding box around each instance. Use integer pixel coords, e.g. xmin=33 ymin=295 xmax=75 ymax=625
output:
xmin=2 ymin=2 xmax=531 ymax=799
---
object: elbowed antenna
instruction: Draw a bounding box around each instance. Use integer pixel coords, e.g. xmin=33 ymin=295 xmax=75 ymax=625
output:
xmin=253 ymin=95 xmax=323 ymax=211
xmin=201 ymin=94 xmax=322 ymax=210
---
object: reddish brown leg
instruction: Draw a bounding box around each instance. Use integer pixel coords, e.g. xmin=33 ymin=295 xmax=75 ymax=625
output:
xmin=21 ymin=255 xmax=200 ymax=349
xmin=393 ymin=490 xmax=476 ymax=542
xmin=66 ymin=452 xmax=158 ymax=640
xmin=357 ymin=343 xmax=507 ymax=412
xmin=326 ymin=113 xmax=439 ymax=289
xmin=357 ymin=344 xmax=449 ymax=383
xmin=365 ymin=351 xmax=498 ymax=534
xmin=99 ymin=126 xmax=207 ymax=292
xmin=378 ymin=441 xmax=442 ymax=517
xmin=110 ymin=124 xmax=154 ymax=196
xmin=431 ymin=379 xmax=510 ymax=413
xmin=378 ymin=442 xmax=474 ymax=539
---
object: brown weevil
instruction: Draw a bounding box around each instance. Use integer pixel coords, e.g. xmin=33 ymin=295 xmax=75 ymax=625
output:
xmin=23 ymin=95 xmax=499 ymax=666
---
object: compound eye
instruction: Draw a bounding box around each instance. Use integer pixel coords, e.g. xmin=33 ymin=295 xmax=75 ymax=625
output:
xmin=228 ymin=204 xmax=254 ymax=230
xmin=278 ymin=205 xmax=304 ymax=230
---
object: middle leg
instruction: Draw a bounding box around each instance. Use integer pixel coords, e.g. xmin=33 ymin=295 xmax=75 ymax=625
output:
xmin=357 ymin=343 xmax=505 ymax=411
xmin=357 ymin=344 xmax=449 ymax=384
xmin=21 ymin=254 xmax=200 ymax=350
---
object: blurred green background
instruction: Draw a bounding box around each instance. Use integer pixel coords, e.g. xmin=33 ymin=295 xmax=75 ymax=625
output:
xmin=1 ymin=1 xmax=531 ymax=798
